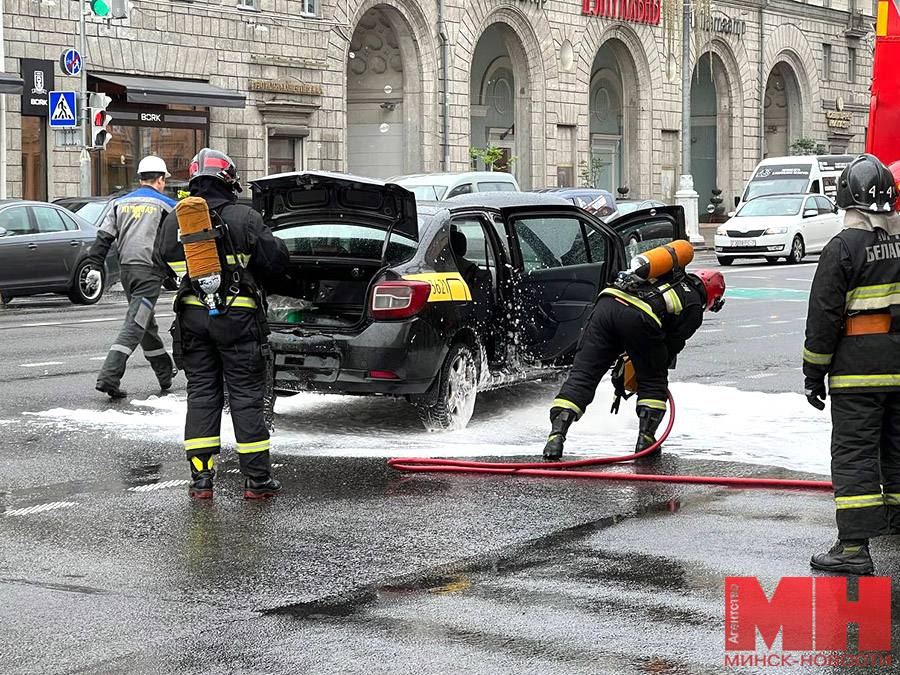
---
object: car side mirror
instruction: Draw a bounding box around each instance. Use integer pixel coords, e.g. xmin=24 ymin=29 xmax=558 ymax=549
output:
xmin=727 ymin=211 xmax=736 ymax=218
xmin=803 ymin=209 xmax=818 ymax=218
xmin=0 ymin=227 xmax=6 ymax=237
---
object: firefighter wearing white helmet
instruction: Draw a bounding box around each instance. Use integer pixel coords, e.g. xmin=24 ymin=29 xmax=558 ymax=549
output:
xmin=86 ymin=155 xmax=177 ymax=399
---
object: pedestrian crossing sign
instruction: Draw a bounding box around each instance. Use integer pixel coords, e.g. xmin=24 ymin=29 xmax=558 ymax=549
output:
xmin=48 ymin=91 xmax=77 ymax=128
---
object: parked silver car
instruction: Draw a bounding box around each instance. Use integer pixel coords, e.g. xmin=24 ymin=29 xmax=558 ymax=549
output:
xmin=0 ymin=200 xmax=120 ymax=305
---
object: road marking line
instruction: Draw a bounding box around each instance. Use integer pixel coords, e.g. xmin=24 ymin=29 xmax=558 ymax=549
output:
xmin=769 ymin=320 xmax=791 ymax=324
xmin=75 ymin=318 xmax=120 ymax=323
xmin=738 ymin=324 xmax=761 ymax=328
xmin=18 ymin=322 xmax=62 ymax=327
xmin=4 ymin=501 xmax=77 ymax=517
xmin=732 ymin=275 xmax=768 ymax=280
xmin=709 ymin=381 xmax=737 ymax=386
xmin=127 ymin=479 xmax=190 ymax=493
xmin=699 ymin=329 xmax=723 ymax=333
xmin=89 ymin=356 xmax=106 ymax=361
xmin=746 ymin=373 xmax=777 ymax=379
xmin=786 ymin=278 xmax=811 ymax=282
xmin=20 ymin=361 xmax=64 ymax=368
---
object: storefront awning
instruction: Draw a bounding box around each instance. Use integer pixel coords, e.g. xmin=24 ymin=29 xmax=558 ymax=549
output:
xmin=0 ymin=73 xmax=24 ymax=94
xmin=91 ymin=73 xmax=245 ymax=108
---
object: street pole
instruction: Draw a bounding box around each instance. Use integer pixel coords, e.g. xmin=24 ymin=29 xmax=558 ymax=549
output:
xmin=0 ymin=0 xmax=7 ymax=199
xmin=79 ymin=0 xmax=91 ymax=197
xmin=675 ymin=0 xmax=704 ymax=245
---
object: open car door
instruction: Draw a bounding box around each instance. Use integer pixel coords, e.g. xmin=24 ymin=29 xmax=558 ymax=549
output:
xmin=608 ymin=204 xmax=687 ymax=261
xmin=497 ymin=205 xmax=616 ymax=362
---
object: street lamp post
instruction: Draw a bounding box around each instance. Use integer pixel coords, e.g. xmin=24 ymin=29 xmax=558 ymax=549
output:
xmin=79 ymin=0 xmax=91 ymax=197
xmin=675 ymin=0 xmax=705 ymax=245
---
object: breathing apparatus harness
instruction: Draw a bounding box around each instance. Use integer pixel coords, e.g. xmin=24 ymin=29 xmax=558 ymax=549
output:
xmin=175 ymin=196 xmax=250 ymax=316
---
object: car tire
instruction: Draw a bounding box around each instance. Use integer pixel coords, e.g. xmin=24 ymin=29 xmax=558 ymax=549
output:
xmin=413 ymin=343 xmax=478 ymax=431
xmin=786 ymin=235 xmax=805 ymax=265
xmin=717 ymin=257 xmax=733 ymax=266
xmin=68 ymin=260 xmax=104 ymax=305
xmin=0 ymin=293 xmax=12 ymax=308
xmin=764 ymin=258 xmax=780 ymax=265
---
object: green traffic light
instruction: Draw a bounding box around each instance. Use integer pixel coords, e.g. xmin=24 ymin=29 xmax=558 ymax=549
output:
xmin=90 ymin=0 xmax=110 ymax=16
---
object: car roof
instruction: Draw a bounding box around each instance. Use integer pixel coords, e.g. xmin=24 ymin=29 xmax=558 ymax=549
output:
xmin=54 ymin=196 xmax=113 ymax=203
xmin=390 ymin=171 xmax=518 ymax=186
xmin=745 ymin=193 xmax=814 ymax=199
xmin=439 ymin=191 xmax=571 ymax=209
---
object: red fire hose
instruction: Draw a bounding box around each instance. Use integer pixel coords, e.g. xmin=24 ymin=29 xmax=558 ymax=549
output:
xmin=389 ymin=392 xmax=834 ymax=491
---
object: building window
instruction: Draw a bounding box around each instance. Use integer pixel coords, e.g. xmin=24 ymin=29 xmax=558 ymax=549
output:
xmin=823 ymin=44 xmax=832 ymax=80
xmin=268 ymin=136 xmax=304 ymax=174
xmin=848 ymin=47 xmax=857 ymax=83
xmin=301 ymin=0 xmax=317 ymax=16
xmin=237 ymin=0 xmax=256 ymax=9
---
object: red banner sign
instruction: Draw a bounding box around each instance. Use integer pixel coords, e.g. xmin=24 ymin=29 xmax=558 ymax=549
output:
xmin=582 ymin=0 xmax=661 ymax=25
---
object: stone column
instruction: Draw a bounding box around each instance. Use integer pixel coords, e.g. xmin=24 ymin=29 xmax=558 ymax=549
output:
xmin=675 ymin=174 xmax=704 ymax=245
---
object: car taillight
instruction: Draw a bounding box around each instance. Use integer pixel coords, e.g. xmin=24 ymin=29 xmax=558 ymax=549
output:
xmin=370 ymin=281 xmax=431 ymax=320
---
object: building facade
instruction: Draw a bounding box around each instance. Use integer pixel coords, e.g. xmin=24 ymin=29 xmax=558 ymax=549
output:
xmin=2 ymin=0 xmax=875 ymax=210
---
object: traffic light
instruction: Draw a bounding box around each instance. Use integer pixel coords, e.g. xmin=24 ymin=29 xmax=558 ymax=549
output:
xmin=89 ymin=0 xmax=110 ymax=16
xmin=89 ymin=92 xmax=113 ymax=150
xmin=110 ymin=0 xmax=127 ymax=19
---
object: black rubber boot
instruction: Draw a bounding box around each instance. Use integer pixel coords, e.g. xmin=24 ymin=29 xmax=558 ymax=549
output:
xmin=244 ymin=476 xmax=282 ymax=499
xmin=188 ymin=453 xmax=215 ymax=499
xmin=158 ymin=367 xmax=177 ymax=393
xmin=810 ymin=540 xmax=874 ymax=575
xmin=240 ymin=450 xmax=281 ymax=499
xmin=635 ymin=406 xmax=666 ymax=457
xmin=96 ymin=382 xmax=128 ymax=399
xmin=543 ymin=408 xmax=577 ymax=461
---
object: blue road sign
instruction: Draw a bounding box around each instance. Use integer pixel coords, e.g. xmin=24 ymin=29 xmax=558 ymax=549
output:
xmin=60 ymin=49 xmax=82 ymax=77
xmin=49 ymin=91 xmax=77 ymax=128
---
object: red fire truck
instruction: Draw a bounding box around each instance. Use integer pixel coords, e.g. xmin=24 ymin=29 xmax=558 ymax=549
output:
xmin=867 ymin=1 xmax=900 ymax=164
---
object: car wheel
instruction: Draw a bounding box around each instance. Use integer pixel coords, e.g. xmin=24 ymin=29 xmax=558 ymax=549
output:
xmin=717 ymin=257 xmax=733 ymax=266
xmin=68 ymin=260 xmax=104 ymax=305
xmin=413 ymin=343 xmax=478 ymax=431
xmin=0 ymin=293 xmax=12 ymax=308
xmin=786 ymin=235 xmax=805 ymax=264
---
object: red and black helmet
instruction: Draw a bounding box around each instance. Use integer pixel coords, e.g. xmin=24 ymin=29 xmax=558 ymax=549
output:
xmin=692 ymin=269 xmax=726 ymax=313
xmin=888 ymin=160 xmax=900 ymax=211
xmin=188 ymin=148 xmax=242 ymax=193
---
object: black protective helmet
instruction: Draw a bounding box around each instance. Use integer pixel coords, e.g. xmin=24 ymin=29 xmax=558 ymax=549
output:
xmin=188 ymin=148 xmax=242 ymax=193
xmin=836 ymin=154 xmax=894 ymax=212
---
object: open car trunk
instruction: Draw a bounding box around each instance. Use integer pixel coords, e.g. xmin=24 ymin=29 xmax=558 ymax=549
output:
xmin=265 ymin=259 xmax=385 ymax=329
xmin=250 ymin=171 xmax=419 ymax=330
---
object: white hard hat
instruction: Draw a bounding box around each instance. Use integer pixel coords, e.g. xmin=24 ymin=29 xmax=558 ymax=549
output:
xmin=137 ymin=155 xmax=171 ymax=178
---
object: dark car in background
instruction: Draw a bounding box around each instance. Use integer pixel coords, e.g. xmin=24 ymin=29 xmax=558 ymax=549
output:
xmin=53 ymin=196 xmax=115 ymax=226
xmin=0 ymin=201 xmax=120 ymax=305
xmin=535 ymin=188 xmax=618 ymax=220
xmin=251 ymin=172 xmax=685 ymax=430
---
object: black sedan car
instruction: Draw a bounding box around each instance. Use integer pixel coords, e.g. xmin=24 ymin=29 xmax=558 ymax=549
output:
xmin=251 ymin=172 xmax=685 ymax=430
xmin=53 ymin=196 xmax=115 ymax=226
xmin=0 ymin=200 xmax=119 ymax=305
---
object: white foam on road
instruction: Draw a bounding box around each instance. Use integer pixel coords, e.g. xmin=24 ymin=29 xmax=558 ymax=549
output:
xmin=18 ymin=382 xmax=832 ymax=476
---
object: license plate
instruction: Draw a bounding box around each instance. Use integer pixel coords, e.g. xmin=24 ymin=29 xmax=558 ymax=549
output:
xmin=732 ymin=239 xmax=756 ymax=247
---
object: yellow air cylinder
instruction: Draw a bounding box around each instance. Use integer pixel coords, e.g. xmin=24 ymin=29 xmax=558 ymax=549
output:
xmin=175 ymin=197 xmax=221 ymax=280
xmin=629 ymin=240 xmax=694 ymax=280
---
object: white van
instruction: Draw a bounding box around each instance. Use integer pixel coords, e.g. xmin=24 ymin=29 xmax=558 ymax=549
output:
xmin=737 ymin=155 xmax=854 ymax=209
xmin=390 ymin=171 xmax=520 ymax=201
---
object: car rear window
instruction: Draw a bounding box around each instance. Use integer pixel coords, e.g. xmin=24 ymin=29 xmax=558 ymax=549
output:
xmin=273 ymin=223 xmax=416 ymax=262
xmin=477 ymin=181 xmax=517 ymax=192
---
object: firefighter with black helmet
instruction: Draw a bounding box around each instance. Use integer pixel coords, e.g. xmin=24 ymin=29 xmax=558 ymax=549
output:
xmin=155 ymin=148 xmax=289 ymax=500
xmin=805 ymin=153 xmax=900 ymax=574
xmin=543 ymin=240 xmax=726 ymax=461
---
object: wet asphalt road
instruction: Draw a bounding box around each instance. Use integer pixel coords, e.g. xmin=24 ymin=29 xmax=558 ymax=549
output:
xmin=3 ymin=254 xmax=900 ymax=674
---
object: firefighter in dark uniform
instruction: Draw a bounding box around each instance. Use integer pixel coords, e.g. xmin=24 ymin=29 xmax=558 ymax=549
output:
xmin=155 ymin=149 xmax=289 ymax=500
xmin=805 ymin=153 xmax=900 ymax=575
xmin=543 ymin=252 xmax=725 ymax=461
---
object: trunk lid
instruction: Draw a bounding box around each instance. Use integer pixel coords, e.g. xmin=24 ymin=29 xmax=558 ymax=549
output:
xmin=250 ymin=171 xmax=419 ymax=241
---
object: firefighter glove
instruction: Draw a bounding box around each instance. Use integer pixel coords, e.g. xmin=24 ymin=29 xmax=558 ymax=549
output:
xmin=805 ymin=378 xmax=827 ymax=411
xmin=162 ymin=276 xmax=179 ymax=291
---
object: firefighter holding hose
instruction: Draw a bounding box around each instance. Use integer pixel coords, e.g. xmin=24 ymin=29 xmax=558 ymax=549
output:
xmin=805 ymin=154 xmax=900 ymax=575
xmin=543 ymin=241 xmax=725 ymax=461
xmin=155 ymin=149 xmax=288 ymax=500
